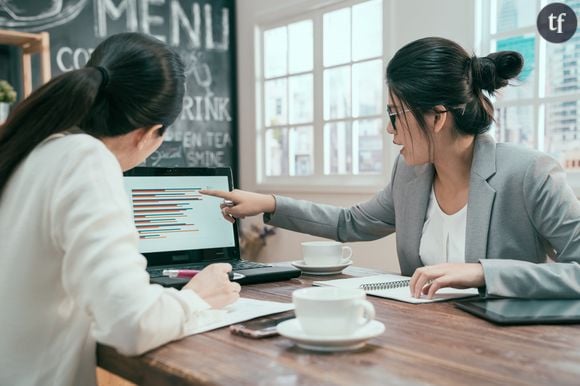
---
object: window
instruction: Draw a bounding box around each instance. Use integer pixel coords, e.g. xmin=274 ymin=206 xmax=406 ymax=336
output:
xmin=263 ymin=20 xmax=314 ymax=177
xmin=480 ymin=0 xmax=580 ymax=182
xmin=259 ymin=0 xmax=386 ymax=189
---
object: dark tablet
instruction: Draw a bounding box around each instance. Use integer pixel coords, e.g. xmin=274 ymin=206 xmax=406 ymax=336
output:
xmin=454 ymin=298 xmax=580 ymax=325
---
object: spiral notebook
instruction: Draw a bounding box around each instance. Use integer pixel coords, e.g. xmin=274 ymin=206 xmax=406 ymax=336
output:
xmin=313 ymin=274 xmax=479 ymax=304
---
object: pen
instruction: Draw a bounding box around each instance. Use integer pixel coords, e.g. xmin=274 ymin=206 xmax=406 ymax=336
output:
xmin=162 ymin=269 xmax=244 ymax=281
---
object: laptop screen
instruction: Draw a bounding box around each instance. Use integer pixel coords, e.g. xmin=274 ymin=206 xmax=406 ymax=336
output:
xmin=123 ymin=167 xmax=240 ymax=266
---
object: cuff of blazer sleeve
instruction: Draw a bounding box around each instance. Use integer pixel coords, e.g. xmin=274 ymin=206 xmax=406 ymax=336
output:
xmin=477 ymin=260 xmax=489 ymax=297
xmin=478 ymin=259 xmax=520 ymax=298
xmin=263 ymin=194 xmax=287 ymax=225
xmin=479 ymin=259 xmax=494 ymax=297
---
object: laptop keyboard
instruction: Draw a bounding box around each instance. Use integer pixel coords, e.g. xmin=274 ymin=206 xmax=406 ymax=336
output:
xmin=147 ymin=260 xmax=271 ymax=278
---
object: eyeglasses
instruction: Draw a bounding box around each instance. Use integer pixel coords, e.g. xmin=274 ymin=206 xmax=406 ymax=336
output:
xmin=386 ymin=106 xmax=453 ymax=132
xmin=386 ymin=106 xmax=412 ymax=132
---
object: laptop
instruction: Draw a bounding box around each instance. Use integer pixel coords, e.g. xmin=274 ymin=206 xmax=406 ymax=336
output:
xmin=123 ymin=167 xmax=301 ymax=288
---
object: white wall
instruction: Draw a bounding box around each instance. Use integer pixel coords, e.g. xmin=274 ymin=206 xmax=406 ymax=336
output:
xmin=235 ymin=0 xmax=475 ymax=272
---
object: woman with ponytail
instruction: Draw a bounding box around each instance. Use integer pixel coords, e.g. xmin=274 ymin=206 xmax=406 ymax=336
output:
xmin=203 ymin=37 xmax=580 ymax=300
xmin=0 ymin=33 xmax=240 ymax=386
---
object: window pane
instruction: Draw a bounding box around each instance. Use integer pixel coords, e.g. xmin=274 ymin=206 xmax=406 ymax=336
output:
xmin=495 ymin=0 xmax=537 ymax=33
xmin=324 ymin=121 xmax=352 ymax=174
xmin=264 ymin=27 xmax=287 ymax=78
xmin=289 ymin=20 xmax=313 ymax=73
xmin=289 ymin=74 xmax=313 ymax=124
xmin=494 ymin=35 xmax=535 ymax=101
xmin=354 ymin=119 xmax=383 ymax=174
xmin=323 ymin=8 xmax=351 ymax=66
xmin=545 ymin=100 xmax=580 ymax=170
xmin=289 ymin=126 xmax=313 ymax=176
xmin=494 ymin=105 xmax=535 ymax=148
xmin=352 ymin=60 xmax=382 ymax=117
xmin=352 ymin=0 xmax=382 ymax=61
xmin=265 ymin=128 xmax=288 ymax=176
xmin=324 ymin=66 xmax=351 ymax=120
xmin=546 ymin=33 xmax=580 ymax=97
xmin=265 ymin=78 xmax=287 ymax=126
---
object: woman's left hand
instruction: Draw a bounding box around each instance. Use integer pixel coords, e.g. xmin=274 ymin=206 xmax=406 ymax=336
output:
xmin=409 ymin=263 xmax=485 ymax=299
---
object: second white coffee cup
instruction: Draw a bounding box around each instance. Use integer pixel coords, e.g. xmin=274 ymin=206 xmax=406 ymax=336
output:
xmin=301 ymin=240 xmax=352 ymax=266
xmin=292 ymin=287 xmax=375 ymax=336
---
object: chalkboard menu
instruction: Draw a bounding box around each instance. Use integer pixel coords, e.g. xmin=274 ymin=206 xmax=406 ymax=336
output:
xmin=0 ymin=0 xmax=237 ymax=177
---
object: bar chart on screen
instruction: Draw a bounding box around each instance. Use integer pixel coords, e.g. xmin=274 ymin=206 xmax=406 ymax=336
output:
xmin=124 ymin=176 xmax=236 ymax=253
xmin=131 ymin=187 xmax=201 ymax=240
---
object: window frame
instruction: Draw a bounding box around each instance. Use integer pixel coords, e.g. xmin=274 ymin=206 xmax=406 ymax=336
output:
xmin=477 ymin=0 xmax=580 ymax=195
xmin=255 ymin=0 xmax=393 ymax=194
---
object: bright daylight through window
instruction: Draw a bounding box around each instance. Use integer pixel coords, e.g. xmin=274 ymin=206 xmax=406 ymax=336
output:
xmin=260 ymin=0 xmax=384 ymax=183
xmin=484 ymin=0 xmax=580 ymax=173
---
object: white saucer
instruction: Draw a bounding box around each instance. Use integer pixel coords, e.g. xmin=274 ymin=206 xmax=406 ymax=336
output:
xmin=291 ymin=259 xmax=353 ymax=275
xmin=277 ymin=318 xmax=385 ymax=352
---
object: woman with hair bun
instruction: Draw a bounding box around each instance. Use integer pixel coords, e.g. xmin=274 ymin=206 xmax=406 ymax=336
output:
xmin=203 ymin=37 xmax=580 ymax=300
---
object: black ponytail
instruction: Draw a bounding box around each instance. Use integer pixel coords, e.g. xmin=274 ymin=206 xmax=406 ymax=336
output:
xmin=0 ymin=68 xmax=103 ymax=195
xmin=0 ymin=32 xmax=184 ymax=197
xmin=386 ymin=37 xmax=523 ymax=137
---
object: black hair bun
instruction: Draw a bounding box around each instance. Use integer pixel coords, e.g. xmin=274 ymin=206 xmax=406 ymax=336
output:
xmin=471 ymin=51 xmax=524 ymax=94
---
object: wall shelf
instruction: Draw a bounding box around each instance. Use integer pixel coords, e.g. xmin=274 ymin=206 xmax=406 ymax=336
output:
xmin=0 ymin=29 xmax=51 ymax=98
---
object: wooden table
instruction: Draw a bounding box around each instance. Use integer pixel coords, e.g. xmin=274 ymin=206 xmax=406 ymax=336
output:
xmin=97 ymin=267 xmax=580 ymax=386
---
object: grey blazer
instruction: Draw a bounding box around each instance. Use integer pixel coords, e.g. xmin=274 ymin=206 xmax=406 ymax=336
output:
xmin=266 ymin=134 xmax=580 ymax=298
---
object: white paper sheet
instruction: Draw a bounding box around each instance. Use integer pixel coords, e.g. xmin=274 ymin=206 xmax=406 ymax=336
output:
xmin=185 ymin=298 xmax=294 ymax=335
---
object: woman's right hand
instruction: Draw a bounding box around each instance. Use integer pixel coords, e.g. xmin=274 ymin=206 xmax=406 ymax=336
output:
xmin=182 ymin=263 xmax=241 ymax=308
xmin=200 ymin=189 xmax=276 ymax=223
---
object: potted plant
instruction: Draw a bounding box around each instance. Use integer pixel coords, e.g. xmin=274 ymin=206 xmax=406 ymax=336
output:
xmin=0 ymin=80 xmax=17 ymax=123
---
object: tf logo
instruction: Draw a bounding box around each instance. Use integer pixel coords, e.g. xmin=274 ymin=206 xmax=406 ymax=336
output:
xmin=537 ymin=3 xmax=578 ymax=43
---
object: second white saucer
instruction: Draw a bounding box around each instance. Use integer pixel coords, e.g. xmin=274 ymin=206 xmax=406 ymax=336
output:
xmin=291 ymin=258 xmax=353 ymax=275
xmin=277 ymin=318 xmax=385 ymax=352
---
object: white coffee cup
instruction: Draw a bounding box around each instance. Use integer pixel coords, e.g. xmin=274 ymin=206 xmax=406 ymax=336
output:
xmin=301 ymin=241 xmax=353 ymax=266
xmin=292 ymin=287 xmax=375 ymax=336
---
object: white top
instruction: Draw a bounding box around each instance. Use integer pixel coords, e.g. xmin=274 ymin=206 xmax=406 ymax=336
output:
xmin=0 ymin=133 xmax=223 ymax=386
xmin=419 ymin=188 xmax=467 ymax=265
